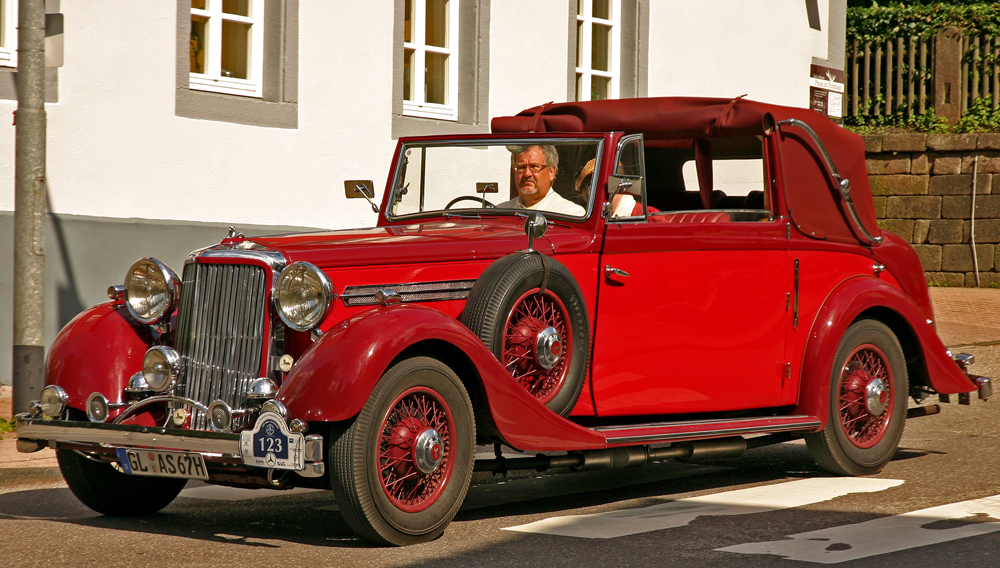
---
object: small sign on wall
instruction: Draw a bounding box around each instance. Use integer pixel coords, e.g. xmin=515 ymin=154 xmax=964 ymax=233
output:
xmin=809 ymin=64 xmax=844 ymax=123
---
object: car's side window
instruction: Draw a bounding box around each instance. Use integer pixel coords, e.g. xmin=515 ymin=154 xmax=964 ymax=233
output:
xmin=644 ymin=136 xmax=773 ymax=223
xmin=607 ymin=134 xmax=647 ymax=220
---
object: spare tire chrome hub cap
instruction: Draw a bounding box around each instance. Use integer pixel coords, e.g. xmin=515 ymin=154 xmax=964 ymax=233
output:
xmin=535 ymin=326 xmax=563 ymax=370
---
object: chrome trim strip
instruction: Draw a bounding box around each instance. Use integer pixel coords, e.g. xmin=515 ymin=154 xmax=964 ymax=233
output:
xmin=342 ymin=279 xmax=477 ymax=306
xmin=596 ymin=415 xmax=821 ymax=445
xmin=194 ymin=248 xmax=287 ymax=270
xmin=16 ymin=417 xmax=240 ymax=455
xmin=777 ymin=118 xmax=883 ymax=246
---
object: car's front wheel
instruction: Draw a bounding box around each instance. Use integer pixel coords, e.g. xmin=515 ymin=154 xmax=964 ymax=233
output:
xmin=57 ymin=448 xmax=187 ymax=515
xmin=329 ymin=356 xmax=475 ymax=546
xmin=805 ymin=319 xmax=908 ymax=476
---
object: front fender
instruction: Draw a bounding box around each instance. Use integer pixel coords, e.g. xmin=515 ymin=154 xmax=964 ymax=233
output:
xmin=793 ymin=277 xmax=976 ymax=427
xmin=46 ymin=301 xmax=155 ymax=412
xmin=277 ymin=304 xmax=606 ymax=451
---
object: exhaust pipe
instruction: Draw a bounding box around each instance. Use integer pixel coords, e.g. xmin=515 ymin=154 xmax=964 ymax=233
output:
xmin=474 ymin=437 xmax=749 ymax=475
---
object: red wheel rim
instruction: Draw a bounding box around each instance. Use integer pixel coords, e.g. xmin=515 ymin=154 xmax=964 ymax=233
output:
xmin=501 ymin=288 xmax=572 ymax=404
xmin=377 ymin=387 xmax=454 ymax=512
xmin=837 ymin=343 xmax=894 ymax=449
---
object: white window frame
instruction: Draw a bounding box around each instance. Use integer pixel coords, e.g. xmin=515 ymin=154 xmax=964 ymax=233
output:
xmin=189 ymin=0 xmax=264 ymax=98
xmin=0 ymin=0 xmax=17 ymax=67
xmin=403 ymin=0 xmax=459 ymax=121
xmin=576 ymin=0 xmax=621 ymax=101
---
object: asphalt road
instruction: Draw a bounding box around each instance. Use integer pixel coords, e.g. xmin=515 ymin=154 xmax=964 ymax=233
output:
xmin=2 ymin=345 xmax=999 ymax=567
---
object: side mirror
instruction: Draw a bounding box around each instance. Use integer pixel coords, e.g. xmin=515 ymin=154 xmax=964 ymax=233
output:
xmin=607 ymin=174 xmax=643 ymax=198
xmin=524 ymin=212 xmax=547 ymax=252
xmin=345 ymin=180 xmax=379 ymax=213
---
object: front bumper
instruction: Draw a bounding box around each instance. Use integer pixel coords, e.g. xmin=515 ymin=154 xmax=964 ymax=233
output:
xmin=14 ymin=415 xmax=325 ymax=478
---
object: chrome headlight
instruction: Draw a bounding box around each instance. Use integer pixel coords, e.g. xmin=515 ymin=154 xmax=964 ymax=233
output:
xmin=274 ymin=261 xmax=334 ymax=331
xmin=124 ymin=257 xmax=181 ymax=324
xmin=142 ymin=346 xmax=183 ymax=392
xmin=39 ymin=385 xmax=69 ymax=418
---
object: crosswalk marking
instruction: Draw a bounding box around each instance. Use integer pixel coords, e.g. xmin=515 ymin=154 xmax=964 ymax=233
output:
xmin=179 ymin=485 xmax=322 ymax=501
xmin=504 ymin=477 xmax=904 ymax=539
xmin=717 ymin=494 xmax=1000 ymax=564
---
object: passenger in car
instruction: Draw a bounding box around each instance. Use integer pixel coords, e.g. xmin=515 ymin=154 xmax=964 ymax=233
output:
xmin=574 ymin=159 xmax=665 ymax=221
xmin=497 ymin=145 xmax=585 ymax=216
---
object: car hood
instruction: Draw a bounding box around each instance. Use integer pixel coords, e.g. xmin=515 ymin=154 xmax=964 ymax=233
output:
xmin=235 ymin=219 xmax=598 ymax=269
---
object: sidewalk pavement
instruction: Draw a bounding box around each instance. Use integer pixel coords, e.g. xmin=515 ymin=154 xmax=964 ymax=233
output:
xmin=0 ymin=287 xmax=998 ymax=474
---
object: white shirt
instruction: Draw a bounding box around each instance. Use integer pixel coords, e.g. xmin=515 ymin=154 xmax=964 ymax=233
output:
xmin=498 ymin=189 xmax=586 ymax=217
xmin=612 ymin=194 xmax=638 ymax=218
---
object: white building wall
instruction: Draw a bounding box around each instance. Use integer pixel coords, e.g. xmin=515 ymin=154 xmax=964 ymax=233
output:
xmin=648 ymin=0 xmax=831 ymax=106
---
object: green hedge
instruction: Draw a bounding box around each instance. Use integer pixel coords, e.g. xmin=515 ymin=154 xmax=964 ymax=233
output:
xmin=847 ymin=2 xmax=1000 ymax=41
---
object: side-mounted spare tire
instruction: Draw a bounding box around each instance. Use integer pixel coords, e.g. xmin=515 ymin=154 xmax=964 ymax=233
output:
xmin=461 ymin=252 xmax=590 ymax=416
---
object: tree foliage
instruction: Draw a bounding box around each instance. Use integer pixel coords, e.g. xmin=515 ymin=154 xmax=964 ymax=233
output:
xmin=847 ymin=2 xmax=1000 ymax=41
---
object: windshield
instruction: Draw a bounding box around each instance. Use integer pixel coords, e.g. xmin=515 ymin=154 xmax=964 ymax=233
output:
xmin=387 ymin=139 xmax=603 ymax=220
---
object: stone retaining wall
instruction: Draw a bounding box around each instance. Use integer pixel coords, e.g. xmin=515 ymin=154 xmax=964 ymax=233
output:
xmin=864 ymin=132 xmax=1000 ymax=286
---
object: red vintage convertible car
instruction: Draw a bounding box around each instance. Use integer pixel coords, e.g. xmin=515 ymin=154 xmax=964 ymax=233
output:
xmin=16 ymin=96 xmax=991 ymax=546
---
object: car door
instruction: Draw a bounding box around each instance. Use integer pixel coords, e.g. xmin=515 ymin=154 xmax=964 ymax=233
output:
xmin=591 ymin=134 xmax=791 ymax=416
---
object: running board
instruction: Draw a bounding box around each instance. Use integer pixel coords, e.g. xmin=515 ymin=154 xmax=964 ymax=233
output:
xmin=593 ymin=415 xmax=821 ymax=446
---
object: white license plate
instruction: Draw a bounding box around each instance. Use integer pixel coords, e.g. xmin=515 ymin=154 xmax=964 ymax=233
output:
xmin=117 ymin=448 xmax=209 ymax=480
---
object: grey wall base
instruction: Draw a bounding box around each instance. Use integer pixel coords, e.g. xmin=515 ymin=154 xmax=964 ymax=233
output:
xmin=0 ymin=212 xmax=319 ymax=386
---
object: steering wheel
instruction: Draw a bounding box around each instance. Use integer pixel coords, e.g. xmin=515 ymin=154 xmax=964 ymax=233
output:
xmin=445 ymin=196 xmax=497 ymax=209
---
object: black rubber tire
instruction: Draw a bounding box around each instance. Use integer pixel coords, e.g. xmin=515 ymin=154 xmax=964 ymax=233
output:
xmin=57 ymin=449 xmax=187 ymax=515
xmin=329 ymin=357 xmax=475 ymax=546
xmin=805 ymin=319 xmax=908 ymax=476
xmin=461 ymin=252 xmax=590 ymax=416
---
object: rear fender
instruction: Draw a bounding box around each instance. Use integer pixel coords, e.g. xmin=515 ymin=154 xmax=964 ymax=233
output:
xmin=277 ymin=304 xmax=605 ymax=451
xmin=46 ymin=301 xmax=155 ymax=412
xmin=794 ymin=277 xmax=976 ymax=427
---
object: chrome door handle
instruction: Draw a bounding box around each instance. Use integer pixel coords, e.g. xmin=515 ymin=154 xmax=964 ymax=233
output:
xmin=604 ymin=265 xmax=630 ymax=278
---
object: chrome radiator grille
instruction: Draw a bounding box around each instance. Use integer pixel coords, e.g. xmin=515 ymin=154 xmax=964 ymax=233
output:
xmin=175 ymin=262 xmax=269 ymax=430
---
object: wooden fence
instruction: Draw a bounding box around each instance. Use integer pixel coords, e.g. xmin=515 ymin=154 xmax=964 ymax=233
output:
xmin=846 ymin=29 xmax=1000 ymax=120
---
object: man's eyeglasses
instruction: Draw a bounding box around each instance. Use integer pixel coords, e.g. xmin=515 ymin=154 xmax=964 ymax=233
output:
xmin=513 ymin=164 xmax=550 ymax=173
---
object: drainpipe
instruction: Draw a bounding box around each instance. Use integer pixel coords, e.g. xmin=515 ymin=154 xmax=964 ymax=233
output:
xmin=12 ymin=0 xmax=47 ymax=415
xmin=971 ymin=154 xmax=980 ymax=287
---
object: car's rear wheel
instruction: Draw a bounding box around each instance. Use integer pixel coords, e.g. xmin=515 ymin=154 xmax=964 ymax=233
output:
xmin=806 ymin=319 xmax=908 ymax=476
xmin=329 ymin=356 xmax=475 ymax=546
xmin=461 ymin=252 xmax=590 ymax=416
xmin=57 ymin=448 xmax=187 ymax=515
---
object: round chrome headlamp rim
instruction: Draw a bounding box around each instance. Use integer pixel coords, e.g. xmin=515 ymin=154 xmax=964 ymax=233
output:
xmin=208 ymin=400 xmax=234 ymax=432
xmin=124 ymin=257 xmax=181 ymax=325
xmin=142 ymin=346 xmax=183 ymax=393
xmin=86 ymin=392 xmax=110 ymax=423
xmin=273 ymin=261 xmax=335 ymax=332
xmin=39 ymin=385 xmax=69 ymax=418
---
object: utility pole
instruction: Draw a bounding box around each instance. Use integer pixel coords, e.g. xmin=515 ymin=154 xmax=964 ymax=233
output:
xmin=12 ymin=0 xmax=46 ymax=415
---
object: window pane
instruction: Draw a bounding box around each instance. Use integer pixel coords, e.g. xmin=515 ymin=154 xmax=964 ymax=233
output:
xmin=190 ymin=16 xmax=208 ymax=74
xmin=426 ymin=0 xmax=449 ymax=48
xmin=404 ymin=0 xmax=413 ymax=43
xmin=576 ymin=21 xmax=583 ymax=67
xmin=593 ymin=0 xmax=610 ymax=19
xmin=576 ymin=73 xmax=584 ymax=101
xmin=592 ymin=23 xmax=610 ymax=71
xmin=192 ymin=0 xmax=207 ymax=10
xmin=404 ymin=48 xmax=414 ymax=101
xmin=222 ymin=0 xmax=250 ymax=17
xmin=221 ymin=20 xmax=251 ymax=79
xmin=592 ymin=76 xmax=610 ymax=100
xmin=426 ymin=52 xmax=448 ymax=104
xmin=577 ymin=0 xmax=583 ymax=16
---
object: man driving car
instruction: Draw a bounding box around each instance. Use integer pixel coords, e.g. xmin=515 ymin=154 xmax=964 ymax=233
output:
xmin=497 ymin=145 xmax=585 ymax=216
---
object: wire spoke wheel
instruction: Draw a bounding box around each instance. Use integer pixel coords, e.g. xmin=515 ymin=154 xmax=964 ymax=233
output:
xmin=806 ymin=319 xmax=908 ymax=476
xmin=378 ymin=387 xmax=455 ymax=512
xmin=501 ymin=289 xmax=572 ymax=405
xmin=837 ymin=344 xmax=893 ymax=449
xmin=460 ymin=253 xmax=590 ymax=416
xmin=330 ymin=357 xmax=474 ymax=546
